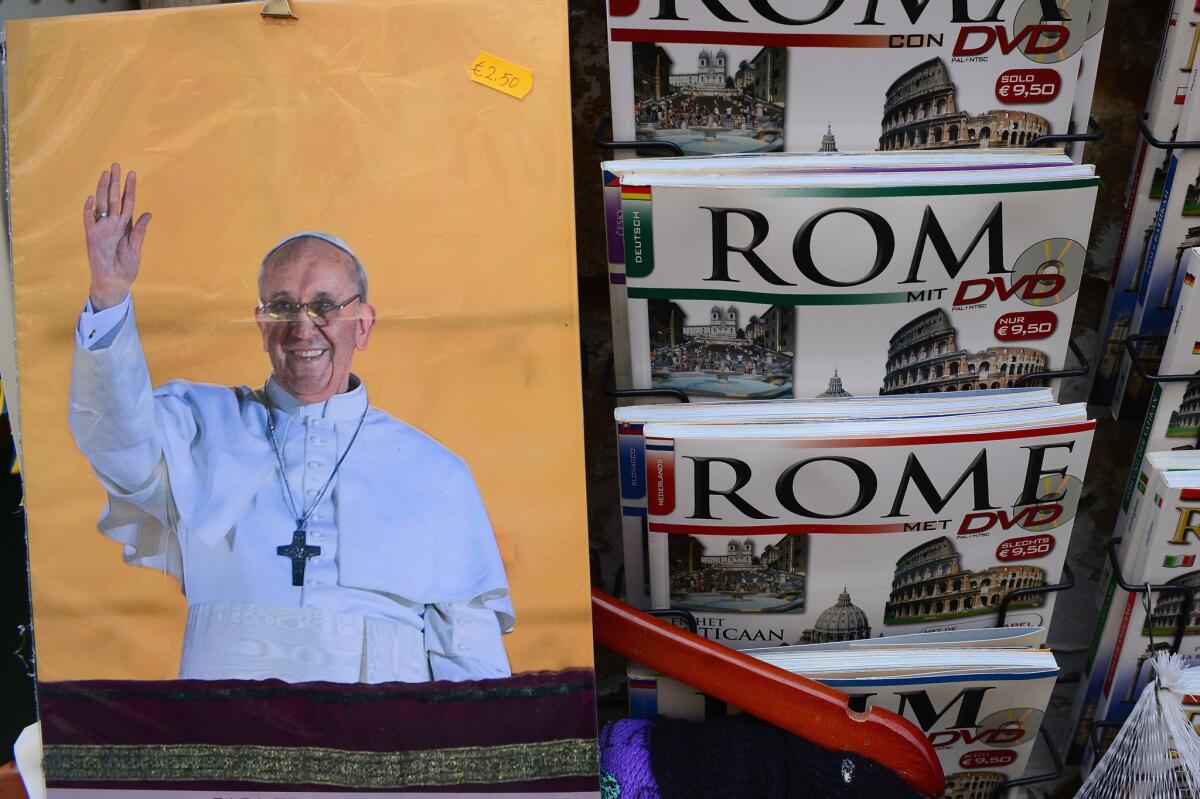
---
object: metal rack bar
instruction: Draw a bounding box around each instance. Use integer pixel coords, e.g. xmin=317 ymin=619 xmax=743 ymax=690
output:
xmin=1089 ymin=719 xmax=1122 ymax=758
xmin=1106 ymin=537 xmax=1196 ymax=653
xmin=593 ymin=115 xmax=685 ymax=157
xmin=1015 ymin=337 xmax=1089 ymax=387
xmin=1123 ymin=334 xmax=1198 ymax=382
xmin=1030 ymin=116 xmax=1103 ymax=147
xmin=602 ymin=352 xmax=690 ymax=402
xmin=995 ymin=563 xmax=1074 ymax=627
xmin=648 ymin=608 xmax=698 ymax=635
xmin=1135 ymin=112 xmax=1200 ymax=151
xmin=995 ymin=726 xmax=1063 ymax=794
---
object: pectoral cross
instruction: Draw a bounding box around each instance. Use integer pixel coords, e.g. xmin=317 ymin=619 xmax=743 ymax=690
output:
xmin=277 ymin=526 xmax=321 ymax=587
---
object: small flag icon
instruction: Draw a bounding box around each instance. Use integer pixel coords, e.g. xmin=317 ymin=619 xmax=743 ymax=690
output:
xmin=1193 ymin=340 xmax=1200 ymax=355
xmin=1155 ymin=493 xmax=1164 ymax=507
xmin=1139 ymin=472 xmax=1150 ymax=493
xmin=1163 ymin=555 xmax=1196 ymax=567
xmin=1187 ymin=273 xmax=1197 ymax=287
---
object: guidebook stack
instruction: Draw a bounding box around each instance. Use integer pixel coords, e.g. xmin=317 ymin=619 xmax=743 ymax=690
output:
xmin=1069 ymin=457 xmax=1200 ymax=775
xmin=1068 ymin=251 xmax=1200 ymax=765
xmin=604 ymin=153 xmax=1098 ymax=403
xmin=617 ymin=388 xmax=1059 ymax=609
xmin=616 ymin=390 xmax=1061 ymax=608
xmin=1093 ymin=0 xmax=1200 ymax=408
xmin=1065 ymin=0 xmax=1108 ymax=162
xmin=606 ymin=0 xmax=1093 ymax=158
xmin=601 ymin=0 xmax=1104 ymax=389
xmin=605 ymin=152 xmax=1099 ymax=610
xmin=619 ymin=394 xmax=1094 ymax=639
xmin=1065 ymin=448 xmax=1200 ymax=769
xmin=1112 ymin=63 xmax=1200 ymax=419
xmin=1114 ymin=247 xmax=1200 ymax=551
xmin=601 ymin=151 xmax=1083 ymax=391
xmin=628 ymin=628 xmax=1058 ymax=799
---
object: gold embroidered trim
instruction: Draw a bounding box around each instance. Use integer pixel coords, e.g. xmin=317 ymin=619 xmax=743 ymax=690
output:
xmin=44 ymin=738 xmax=599 ymax=788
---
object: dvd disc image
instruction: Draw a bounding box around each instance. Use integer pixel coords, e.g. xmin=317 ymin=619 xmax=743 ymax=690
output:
xmin=1013 ymin=238 xmax=1085 ymax=308
xmin=1013 ymin=474 xmax=1083 ymax=532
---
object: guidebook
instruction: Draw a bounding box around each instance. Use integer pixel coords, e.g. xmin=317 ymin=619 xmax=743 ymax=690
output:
xmin=602 ymin=150 xmax=1076 ymax=392
xmin=605 ymin=159 xmax=1098 ymax=400
xmin=1114 ymin=247 xmax=1200 ymax=548
xmin=640 ymin=403 xmax=1094 ymax=646
xmin=1075 ymin=466 xmax=1200 ymax=773
xmin=615 ymin=388 xmax=1059 ymax=608
xmin=1113 ymin=64 xmax=1200 ymax=419
xmin=1065 ymin=0 xmax=1107 ymax=162
xmin=606 ymin=0 xmax=1092 ymax=158
xmin=628 ymin=632 xmax=1059 ymax=799
xmin=1066 ymin=450 xmax=1200 ymax=764
xmin=1092 ymin=0 xmax=1200 ymax=407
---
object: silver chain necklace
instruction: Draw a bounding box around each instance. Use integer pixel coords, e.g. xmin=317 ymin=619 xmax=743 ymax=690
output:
xmin=260 ymin=389 xmax=369 ymax=586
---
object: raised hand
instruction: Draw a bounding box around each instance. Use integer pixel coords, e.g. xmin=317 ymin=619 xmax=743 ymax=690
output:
xmin=83 ymin=163 xmax=151 ymax=310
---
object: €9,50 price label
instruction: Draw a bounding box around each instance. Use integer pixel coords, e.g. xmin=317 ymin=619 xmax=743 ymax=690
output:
xmin=470 ymin=52 xmax=532 ymax=100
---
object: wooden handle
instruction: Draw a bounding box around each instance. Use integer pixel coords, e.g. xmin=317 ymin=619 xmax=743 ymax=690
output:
xmin=0 ymin=762 xmax=29 ymax=799
xmin=592 ymin=589 xmax=945 ymax=798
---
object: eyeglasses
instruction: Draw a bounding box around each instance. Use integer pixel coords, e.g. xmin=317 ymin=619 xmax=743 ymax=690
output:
xmin=257 ymin=294 xmax=362 ymax=326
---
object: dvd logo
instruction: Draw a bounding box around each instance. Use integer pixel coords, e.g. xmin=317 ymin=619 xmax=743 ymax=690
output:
xmin=959 ymin=503 xmax=1062 ymax=535
xmin=929 ymin=726 xmax=1027 ymax=748
xmin=953 ymin=24 xmax=1069 ymax=57
xmin=953 ymin=273 xmax=1066 ymax=306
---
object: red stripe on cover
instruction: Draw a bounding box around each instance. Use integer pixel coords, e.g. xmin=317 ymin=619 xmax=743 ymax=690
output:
xmin=776 ymin=421 xmax=1096 ymax=448
xmin=649 ymin=521 xmax=908 ymax=535
xmin=1104 ymin=592 xmax=1139 ymax=699
xmin=611 ymin=28 xmax=891 ymax=47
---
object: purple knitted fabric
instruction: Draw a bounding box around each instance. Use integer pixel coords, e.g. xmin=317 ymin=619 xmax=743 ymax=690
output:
xmin=599 ymin=719 xmax=660 ymax=799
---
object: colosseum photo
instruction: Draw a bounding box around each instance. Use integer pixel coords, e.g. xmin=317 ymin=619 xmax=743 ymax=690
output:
xmin=879 ymin=58 xmax=1050 ymax=152
xmin=884 ymin=537 xmax=1045 ymax=625
xmin=881 ymin=309 xmax=1048 ymax=395
xmin=943 ymin=771 xmax=1007 ymax=799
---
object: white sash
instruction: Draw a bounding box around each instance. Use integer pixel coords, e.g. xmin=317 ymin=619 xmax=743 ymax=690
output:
xmin=180 ymin=602 xmax=430 ymax=683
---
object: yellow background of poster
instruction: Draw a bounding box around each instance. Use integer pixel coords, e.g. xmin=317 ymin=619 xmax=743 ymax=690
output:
xmin=7 ymin=0 xmax=592 ymax=680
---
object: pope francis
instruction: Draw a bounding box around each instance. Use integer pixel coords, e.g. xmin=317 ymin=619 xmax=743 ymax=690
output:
xmin=67 ymin=164 xmax=514 ymax=684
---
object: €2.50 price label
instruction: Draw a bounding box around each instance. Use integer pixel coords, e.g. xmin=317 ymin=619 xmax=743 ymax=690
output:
xmin=470 ymin=52 xmax=532 ymax=100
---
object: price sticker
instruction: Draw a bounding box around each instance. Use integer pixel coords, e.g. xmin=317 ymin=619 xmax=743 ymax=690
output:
xmin=996 ymin=534 xmax=1055 ymax=562
xmin=995 ymin=69 xmax=1061 ymax=105
xmin=470 ymin=52 xmax=533 ymax=100
xmin=993 ymin=310 xmax=1057 ymax=341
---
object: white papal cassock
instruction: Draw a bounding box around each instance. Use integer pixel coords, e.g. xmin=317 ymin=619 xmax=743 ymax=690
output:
xmin=68 ymin=295 xmax=514 ymax=684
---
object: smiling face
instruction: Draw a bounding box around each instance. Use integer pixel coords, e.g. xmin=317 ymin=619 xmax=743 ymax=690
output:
xmin=256 ymin=238 xmax=376 ymax=405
